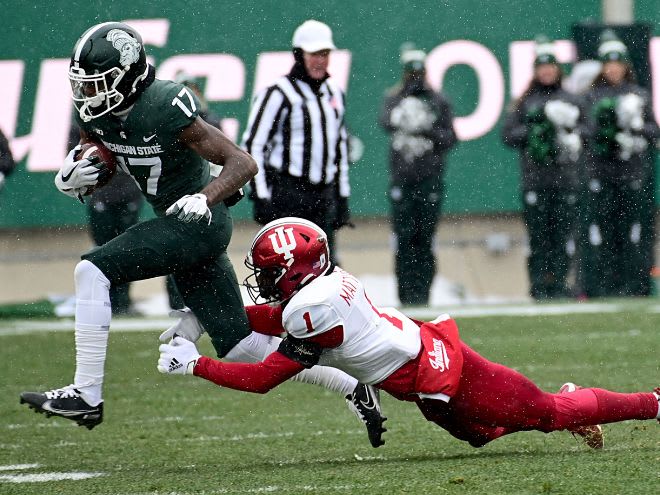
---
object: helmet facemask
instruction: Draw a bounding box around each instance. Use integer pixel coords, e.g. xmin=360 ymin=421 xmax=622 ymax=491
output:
xmin=69 ymin=66 xmax=127 ymax=122
xmin=244 ymin=259 xmax=287 ymax=304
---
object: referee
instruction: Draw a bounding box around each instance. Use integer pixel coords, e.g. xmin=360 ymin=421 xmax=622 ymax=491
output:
xmin=242 ymin=20 xmax=350 ymax=260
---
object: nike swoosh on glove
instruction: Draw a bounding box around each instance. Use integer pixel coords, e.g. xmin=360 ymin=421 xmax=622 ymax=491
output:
xmin=166 ymin=193 xmax=212 ymax=224
xmin=157 ymin=336 xmax=202 ymax=375
xmin=54 ymin=146 xmax=100 ymax=195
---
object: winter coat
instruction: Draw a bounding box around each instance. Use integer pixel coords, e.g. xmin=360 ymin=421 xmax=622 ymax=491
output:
xmin=583 ymin=81 xmax=659 ymax=183
xmin=379 ymin=82 xmax=456 ymax=185
xmin=502 ymin=83 xmax=585 ymax=191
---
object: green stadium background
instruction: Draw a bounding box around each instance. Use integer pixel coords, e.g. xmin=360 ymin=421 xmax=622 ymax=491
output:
xmin=1 ymin=0 xmax=659 ymax=228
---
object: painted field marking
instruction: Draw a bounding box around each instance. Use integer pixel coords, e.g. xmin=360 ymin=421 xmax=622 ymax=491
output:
xmin=0 ymin=472 xmax=104 ymax=483
xmin=0 ymin=464 xmax=104 ymax=483
xmin=0 ymin=464 xmax=40 ymax=471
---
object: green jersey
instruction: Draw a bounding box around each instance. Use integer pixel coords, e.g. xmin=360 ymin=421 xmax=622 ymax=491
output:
xmin=77 ymin=79 xmax=210 ymax=215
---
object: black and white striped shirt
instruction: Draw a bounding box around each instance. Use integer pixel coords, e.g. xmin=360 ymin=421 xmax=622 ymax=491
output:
xmin=241 ymin=75 xmax=350 ymax=200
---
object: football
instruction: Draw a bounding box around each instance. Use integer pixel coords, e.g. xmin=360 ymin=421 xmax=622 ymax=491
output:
xmin=75 ymin=140 xmax=118 ymax=195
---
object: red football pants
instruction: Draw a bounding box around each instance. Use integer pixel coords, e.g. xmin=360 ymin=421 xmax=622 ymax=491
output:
xmin=416 ymin=343 xmax=658 ymax=447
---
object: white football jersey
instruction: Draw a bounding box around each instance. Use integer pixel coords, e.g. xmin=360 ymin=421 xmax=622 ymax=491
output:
xmin=282 ymin=267 xmax=421 ymax=384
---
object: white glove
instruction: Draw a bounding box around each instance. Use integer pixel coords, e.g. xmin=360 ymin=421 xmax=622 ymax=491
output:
xmin=616 ymin=93 xmax=644 ymax=131
xmin=54 ymin=146 xmax=100 ymax=197
xmin=616 ymin=131 xmax=648 ymax=160
xmin=390 ymin=98 xmax=435 ymax=134
xmin=157 ymin=336 xmax=201 ymax=375
xmin=0 ymin=172 xmax=5 ymax=190
xmin=544 ymin=100 xmax=580 ymax=129
xmin=166 ymin=193 xmax=212 ymax=224
xmin=556 ymin=130 xmax=582 ymax=161
xmin=159 ymin=308 xmax=205 ymax=343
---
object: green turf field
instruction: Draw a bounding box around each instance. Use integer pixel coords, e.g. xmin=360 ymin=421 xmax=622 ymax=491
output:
xmin=1 ymin=303 xmax=658 ymax=494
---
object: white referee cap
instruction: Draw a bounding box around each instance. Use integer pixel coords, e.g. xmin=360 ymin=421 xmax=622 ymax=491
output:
xmin=292 ymin=20 xmax=336 ymax=52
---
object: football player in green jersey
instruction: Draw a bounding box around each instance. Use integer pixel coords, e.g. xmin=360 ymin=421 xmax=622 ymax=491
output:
xmin=20 ymin=22 xmax=385 ymax=447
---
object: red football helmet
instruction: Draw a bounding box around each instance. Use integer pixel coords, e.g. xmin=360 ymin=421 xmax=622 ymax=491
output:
xmin=244 ymin=217 xmax=331 ymax=303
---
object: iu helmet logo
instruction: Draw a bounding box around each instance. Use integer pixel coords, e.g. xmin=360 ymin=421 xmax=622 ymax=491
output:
xmin=268 ymin=227 xmax=296 ymax=261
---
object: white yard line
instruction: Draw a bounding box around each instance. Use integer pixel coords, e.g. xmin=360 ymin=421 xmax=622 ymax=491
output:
xmin=0 ymin=464 xmax=104 ymax=484
xmin=0 ymin=472 xmax=104 ymax=483
xmin=0 ymin=319 xmax=171 ymax=336
xmin=409 ymin=302 xmax=625 ymax=319
xmin=0 ymin=464 xmax=40 ymax=471
xmin=0 ymin=302 xmax=649 ymax=336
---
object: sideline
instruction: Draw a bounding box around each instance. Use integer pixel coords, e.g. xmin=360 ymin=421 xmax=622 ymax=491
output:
xmin=1 ymin=302 xmax=657 ymax=336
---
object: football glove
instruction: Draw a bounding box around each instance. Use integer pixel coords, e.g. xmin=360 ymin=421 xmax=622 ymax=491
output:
xmin=0 ymin=172 xmax=4 ymax=190
xmin=166 ymin=193 xmax=212 ymax=224
xmin=616 ymin=93 xmax=644 ymax=131
xmin=544 ymin=100 xmax=580 ymax=130
xmin=158 ymin=337 xmax=201 ymax=375
xmin=54 ymin=146 xmax=100 ymax=196
xmin=556 ymin=130 xmax=582 ymax=161
xmin=615 ymin=131 xmax=648 ymax=160
xmin=159 ymin=308 xmax=205 ymax=343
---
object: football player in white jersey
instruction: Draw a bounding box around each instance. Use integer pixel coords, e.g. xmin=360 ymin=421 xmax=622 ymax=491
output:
xmin=159 ymin=217 xmax=660 ymax=450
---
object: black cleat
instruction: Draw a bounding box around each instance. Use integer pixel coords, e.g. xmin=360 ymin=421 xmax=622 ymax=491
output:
xmin=346 ymin=383 xmax=387 ymax=448
xmin=20 ymin=386 xmax=103 ymax=430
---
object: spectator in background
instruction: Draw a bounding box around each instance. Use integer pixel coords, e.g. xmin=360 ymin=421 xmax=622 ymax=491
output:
xmin=378 ymin=45 xmax=456 ymax=307
xmin=0 ymin=127 xmax=16 ymax=191
xmin=241 ymin=20 xmax=351 ymax=263
xmin=582 ymin=30 xmax=659 ymax=297
xmin=65 ymin=124 xmax=144 ymax=316
xmin=502 ymin=37 xmax=584 ymax=300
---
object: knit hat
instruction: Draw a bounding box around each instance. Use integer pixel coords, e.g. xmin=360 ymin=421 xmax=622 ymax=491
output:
xmin=597 ymin=29 xmax=629 ymax=63
xmin=533 ymin=35 xmax=557 ymax=66
xmin=400 ymin=43 xmax=426 ymax=72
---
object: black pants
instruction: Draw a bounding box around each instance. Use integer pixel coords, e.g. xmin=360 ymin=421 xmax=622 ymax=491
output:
xmin=87 ymin=200 xmax=140 ymax=314
xmin=522 ymin=188 xmax=577 ymax=299
xmin=390 ymin=179 xmax=444 ymax=306
xmin=581 ymin=178 xmax=649 ymax=297
xmin=260 ymin=174 xmax=340 ymax=263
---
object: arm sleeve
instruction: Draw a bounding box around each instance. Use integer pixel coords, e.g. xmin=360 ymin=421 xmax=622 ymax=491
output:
xmin=193 ymin=352 xmax=305 ymax=394
xmin=427 ymin=94 xmax=457 ymax=152
xmin=639 ymin=90 xmax=660 ymax=143
xmin=276 ymin=336 xmax=324 ymax=368
xmin=501 ymin=101 xmax=528 ymax=149
xmin=241 ymin=87 xmax=288 ymax=199
xmin=378 ymin=94 xmax=396 ymax=133
xmin=245 ymin=304 xmax=285 ymax=336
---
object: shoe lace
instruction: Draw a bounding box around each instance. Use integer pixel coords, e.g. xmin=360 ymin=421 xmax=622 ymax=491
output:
xmin=45 ymin=385 xmax=80 ymax=400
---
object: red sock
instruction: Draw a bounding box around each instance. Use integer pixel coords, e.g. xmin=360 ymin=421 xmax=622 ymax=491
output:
xmin=552 ymin=388 xmax=658 ymax=429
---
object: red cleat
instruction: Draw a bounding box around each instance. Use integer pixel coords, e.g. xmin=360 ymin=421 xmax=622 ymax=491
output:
xmin=559 ymin=382 xmax=604 ymax=449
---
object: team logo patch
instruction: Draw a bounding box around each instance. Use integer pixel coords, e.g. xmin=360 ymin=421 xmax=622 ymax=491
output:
xmin=427 ymin=338 xmax=450 ymax=372
xmin=106 ymin=29 xmax=141 ymax=67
